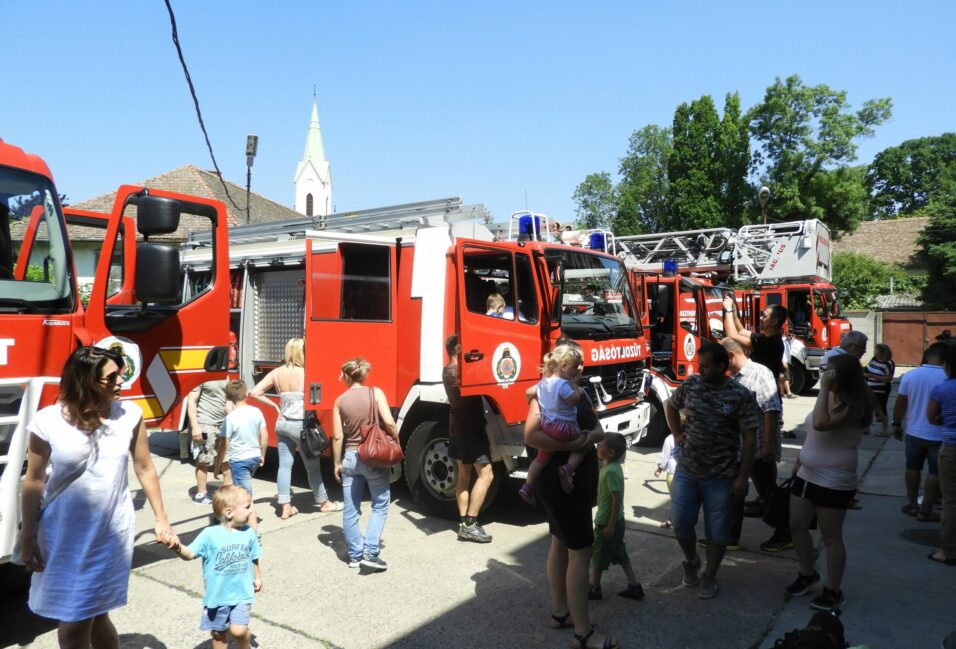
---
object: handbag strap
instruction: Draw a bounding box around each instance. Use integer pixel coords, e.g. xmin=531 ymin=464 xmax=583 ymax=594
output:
xmin=366 ymin=387 xmax=380 ymax=431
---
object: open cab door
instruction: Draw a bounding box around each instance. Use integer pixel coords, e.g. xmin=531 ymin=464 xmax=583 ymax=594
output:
xmin=81 ymin=187 xmax=231 ymax=429
xmin=454 ymin=239 xmax=545 ymax=424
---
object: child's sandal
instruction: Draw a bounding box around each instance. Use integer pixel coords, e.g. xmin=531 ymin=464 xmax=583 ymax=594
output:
xmin=558 ymin=464 xmax=575 ymax=494
xmin=548 ymin=611 xmax=571 ymax=629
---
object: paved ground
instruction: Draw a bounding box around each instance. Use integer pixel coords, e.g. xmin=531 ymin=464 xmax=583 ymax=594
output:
xmin=2 ymin=376 xmax=953 ymax=648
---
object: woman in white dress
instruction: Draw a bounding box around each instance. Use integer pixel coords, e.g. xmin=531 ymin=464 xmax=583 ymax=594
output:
xmin=18 ymin=346 xmax=178 ymax=648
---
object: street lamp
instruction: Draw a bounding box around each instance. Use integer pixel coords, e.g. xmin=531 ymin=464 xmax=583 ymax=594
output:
xmin=758 ymin=185 xmax=771 ymax=225
xmin=245 ymin=135 xmax=259 ymax=223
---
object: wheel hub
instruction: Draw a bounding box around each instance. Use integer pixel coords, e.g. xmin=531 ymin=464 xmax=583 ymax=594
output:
xmin=421 ymin=438 xmax=456 ymax=500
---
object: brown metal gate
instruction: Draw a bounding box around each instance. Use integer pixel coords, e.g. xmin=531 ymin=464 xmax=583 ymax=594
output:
xmin=882 ymin=312 xmax=956 ymax=365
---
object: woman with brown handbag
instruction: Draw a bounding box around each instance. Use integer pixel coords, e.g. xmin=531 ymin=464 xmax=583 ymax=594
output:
xmin=332 ymin=357 xmax=399 ymax=572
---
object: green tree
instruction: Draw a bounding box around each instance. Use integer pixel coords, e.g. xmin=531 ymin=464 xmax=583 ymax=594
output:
xmin=718 ymin=93 xmax=753 ymax=226
xmin=615 ymin=125 xmax=672 ymax=234
xmin=832 ymin=252 xmax=920 ymax=309
xmin=866 ymin=133 xmax=956 ymax=219
xmin=572 ymin=172 xmax=617 ymax=229
xmin=919 ymin=169 xmax=956 ymax=308
xmin=748 ymin=74 xmax=892 ymax=234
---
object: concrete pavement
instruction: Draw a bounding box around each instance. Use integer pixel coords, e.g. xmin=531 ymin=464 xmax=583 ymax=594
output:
xmin=2 ymin=377 xmax=954 ymax=648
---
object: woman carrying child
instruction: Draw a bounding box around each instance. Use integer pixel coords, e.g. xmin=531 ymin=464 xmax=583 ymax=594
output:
xmin=519 ymin=345 xmax=585 ymax=504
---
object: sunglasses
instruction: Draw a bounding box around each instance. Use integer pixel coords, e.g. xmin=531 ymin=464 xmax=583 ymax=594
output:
xmin=99 ymin=371 xmax=121 ymax=385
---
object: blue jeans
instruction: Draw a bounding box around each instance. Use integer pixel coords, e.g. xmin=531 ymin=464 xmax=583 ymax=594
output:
xmin=276 ymin=418 xmax=329 ymax=505
xmin=341 ymin=449 xmax=391 ymax=561
xmin=231 ymin=456 xmax=260 ymax=497
xmin=670 ymin=469 xmax=733 ymax=545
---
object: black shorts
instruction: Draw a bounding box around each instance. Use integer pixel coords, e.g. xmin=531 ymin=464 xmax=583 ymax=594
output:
xmin=448 ymin=430 xmax=490 ymax=465
xmin=536 ymin=448 xmax=599 ymax=550
xmin=781 ymin=368 xmax=792 ymax=382
xmin=790 ymin=475 xmax=856 ymax=510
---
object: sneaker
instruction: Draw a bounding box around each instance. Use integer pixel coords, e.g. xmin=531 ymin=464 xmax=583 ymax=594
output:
xmin=458 ymin=523 xmax=492 ymax=543
xmin=760 ymin=535 xmax=795 ymax=552
xmin=588 ymin=585 xmax=602 ymax=600
xmin=698 ymin=574 xmax=719 ymax=599
xmin=784 ymin=571 xmax=821 ymax=597
xmin=360 ymin=553 xmax=388 ymax=572
xmin=617 ymin=583 xmax=645 ymax=600
xmin=682 ymin=555 xmax=701 ymax=587
xmin=518 ymin=485 xmax=537 ymax=506
xmin=810 ymin=587 xmax=845 ymax=611
xmin=347 ymin=557 xmax=361 ymax=569
xmin=193 ymin=492 xmax=212 ymax=506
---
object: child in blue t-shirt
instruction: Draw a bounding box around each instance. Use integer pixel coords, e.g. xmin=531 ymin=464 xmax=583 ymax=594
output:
xmin=215 ymin=380 xmax=267 ymax=533
xmin=170 ymin=485 xmax=263 ymax=649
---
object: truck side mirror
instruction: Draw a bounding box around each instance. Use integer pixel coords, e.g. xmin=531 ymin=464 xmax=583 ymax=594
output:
xmin=134 ymin=243 xmax=181 ymax=303
xmin=137 ymin=196 xmax=181 ymax=236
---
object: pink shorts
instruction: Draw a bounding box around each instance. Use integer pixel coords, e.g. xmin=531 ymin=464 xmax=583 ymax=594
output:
xmin=534 ymin=417 xmax=582 ymax=465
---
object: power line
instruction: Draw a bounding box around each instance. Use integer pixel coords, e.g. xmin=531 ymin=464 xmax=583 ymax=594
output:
xmin=163 ymin=0 xmax=247 ymax=214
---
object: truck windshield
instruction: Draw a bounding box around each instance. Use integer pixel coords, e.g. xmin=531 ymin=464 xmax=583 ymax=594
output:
xmin=0 ymin=167 xmax=73 ymax=311
xmin=549 ymin=249 xmax=642 ymax=340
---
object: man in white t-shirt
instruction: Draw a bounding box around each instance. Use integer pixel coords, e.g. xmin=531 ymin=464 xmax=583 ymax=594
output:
xmin=893 ymin=342 xmax=948 ymax=521
xmin=819 ymin=330 xmax=867 ymax=371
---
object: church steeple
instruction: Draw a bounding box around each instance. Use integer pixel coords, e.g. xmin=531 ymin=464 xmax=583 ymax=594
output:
xmin=294 ymin=97 xmax=332 ymax=218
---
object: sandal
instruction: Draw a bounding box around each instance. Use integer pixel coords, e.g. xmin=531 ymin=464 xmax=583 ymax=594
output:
xmin=588 ymin=585 xmax=602 ymax=600
xmin=548 ymin=611 xmax=571 ymax=629
xmin=319 ymin=500 xmax=344 ymax=513
xmin=618 ymin=583 xmax=645 ymax=600
xmin=917 ymin=511 xmax=941 ymax=523
xmin=900 ymin=504 xmax=919 ymax=517
xmin=928 ymin=551 xmax=956 ymax=566
xmin=559 ymin=464 xmax=575 ymax=494
xmin=659 ymin=520 xmax=673 ymax=529
xmin=572 ymin=629 xmax=620 ymax=649
xmin=280 ymin=505 xmax=299 ymax=520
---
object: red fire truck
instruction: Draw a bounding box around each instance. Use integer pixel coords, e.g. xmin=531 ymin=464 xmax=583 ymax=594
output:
xmin=180 ymin=201 xmax=651 ymax=514
xmin=0 ymin=138 xmax=231 ymax=564
xmin=615 ymin=219 xmax=850 ymax=444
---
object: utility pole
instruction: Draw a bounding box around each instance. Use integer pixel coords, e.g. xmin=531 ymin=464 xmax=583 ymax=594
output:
xmin=245 ymin=135 xmax=259 ymax=223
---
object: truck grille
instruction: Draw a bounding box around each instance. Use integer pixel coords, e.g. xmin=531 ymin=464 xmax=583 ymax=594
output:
xmin=580 ymin=360 xmax=645 ymax=403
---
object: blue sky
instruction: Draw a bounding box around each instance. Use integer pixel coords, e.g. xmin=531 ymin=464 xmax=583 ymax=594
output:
xmin=2 ymin=1 xmax=953 ymax=224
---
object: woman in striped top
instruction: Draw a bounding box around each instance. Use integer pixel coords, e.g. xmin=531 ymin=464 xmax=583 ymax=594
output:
xmin=864 ymin=343 xmax=895 ymax=436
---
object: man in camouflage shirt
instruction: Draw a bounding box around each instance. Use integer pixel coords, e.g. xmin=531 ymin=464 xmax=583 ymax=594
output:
xmin=664 ymin=341 xmax=759 ymax=600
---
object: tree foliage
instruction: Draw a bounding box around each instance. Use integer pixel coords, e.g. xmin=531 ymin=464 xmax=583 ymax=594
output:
xmin=572 ymin=172 xmax=618 ymax=230
xmin=748 ymin=75 xmax=892 ymax=234
xmin=866 ymin=133 xmax=956 ymax=219
xmin=615 ymin=125 xmax=672 ymax=234
xmin=832 ymin=252 xmax=921 ymax=310
xmin=918 ymin=168 xmax=956 ymax=308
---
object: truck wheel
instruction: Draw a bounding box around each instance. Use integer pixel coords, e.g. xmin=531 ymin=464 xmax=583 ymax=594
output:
xmin=790 ymin=362 xmax=806 ymax=395
xmin=638 ymin=398 xmax=667 ymax=448
xmin=404 ymin=420 xmax=500 ymax=518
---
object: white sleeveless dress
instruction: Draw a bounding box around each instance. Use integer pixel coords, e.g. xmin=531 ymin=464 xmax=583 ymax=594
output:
xmin=27 ymin=401 xmax=142 ymax=622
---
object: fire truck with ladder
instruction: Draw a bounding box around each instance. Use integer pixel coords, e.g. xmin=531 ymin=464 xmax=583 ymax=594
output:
xmin=614 ymin=219 xmax=850 ymax=445
xmin=179 ymin=201 xmax=651 ymax=515
xmin=0 ymin=137 xmax=231 ymax=566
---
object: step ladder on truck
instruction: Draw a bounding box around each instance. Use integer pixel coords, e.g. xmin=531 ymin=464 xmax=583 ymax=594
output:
xmin=180 ymin=202 xmax=651 ymax=516
xmin=613 ymin=218 xmax=850 ymax=445
xmin=0 ymin=137 xmax=232 ymax=572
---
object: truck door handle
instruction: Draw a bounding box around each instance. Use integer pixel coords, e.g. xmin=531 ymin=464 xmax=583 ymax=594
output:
xmin=464 ymin=350 xmax=484 ymax=362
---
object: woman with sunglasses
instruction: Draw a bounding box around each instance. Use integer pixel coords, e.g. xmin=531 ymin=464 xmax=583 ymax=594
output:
xmin=18 ymin=346 xmax=178 ymax=649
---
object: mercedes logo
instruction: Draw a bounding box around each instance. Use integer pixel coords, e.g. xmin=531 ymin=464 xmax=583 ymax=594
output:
xmin=616 ymin=370 xmax=628 ymax=394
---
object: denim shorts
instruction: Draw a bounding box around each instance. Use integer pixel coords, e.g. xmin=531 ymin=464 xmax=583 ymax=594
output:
xmin=905 ymin=434 xmax=941 ymax=475
xmin=670 ymin=470 xmax=733 ymax=545
xmin=200 ymin=603 xmax=251 ymax=631
xmin=230 ymin=457 xmax=260 ymax=497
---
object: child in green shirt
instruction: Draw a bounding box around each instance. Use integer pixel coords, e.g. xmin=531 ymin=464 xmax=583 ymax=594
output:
xmin=589 ymin=433 xmax=644 ymax=600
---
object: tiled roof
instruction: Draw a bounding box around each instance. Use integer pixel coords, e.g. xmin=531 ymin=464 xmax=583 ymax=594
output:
xmin=873 ymin=293 xmax=924 ymax=310
xmin=833 ymin=216 xmax=928 ymax=269
xmin=10 ymin=165 xmax=301 ymax=242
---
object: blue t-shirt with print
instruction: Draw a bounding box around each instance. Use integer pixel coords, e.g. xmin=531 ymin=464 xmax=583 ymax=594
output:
xmin=188 ymin=525 xmax=261 ymax=608
xmin=929 ymin=378 xmax=956 ymax=446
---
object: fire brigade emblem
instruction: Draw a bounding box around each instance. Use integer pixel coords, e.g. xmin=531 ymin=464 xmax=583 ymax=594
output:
xmin=683 ymin=334 xmax=696 ymax=361
xmin=95 ymin=336 xmax=142 ymax=390
xmin=492 ymin=343 xmax=521 ymax=387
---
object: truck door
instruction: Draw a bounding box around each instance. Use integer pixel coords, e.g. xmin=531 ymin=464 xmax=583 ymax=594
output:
xmin=455 ymin=242 xmax=544 ymax=423
xmin=81 ymin=187 xmax=230 ymax=430
xmin=304 ymin=239 xmax=399 ymax=430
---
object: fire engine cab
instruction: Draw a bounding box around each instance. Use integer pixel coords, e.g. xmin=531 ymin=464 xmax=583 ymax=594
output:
xmin=615 ymin=218 xmax=850 ymax=444
xmin=181 ymin=201 xmax=651 ymax=514
xmin=0 ymin=138 xmax=231 ymax=565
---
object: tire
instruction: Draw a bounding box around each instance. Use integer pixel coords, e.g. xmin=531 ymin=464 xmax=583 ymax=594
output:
xmin=790 ymin=361 xmax=806 ymax=395
xmin=404 ymin=420 xmax=499 ymax=519
xmin=638 ymin=398 xmax=667 ymax=448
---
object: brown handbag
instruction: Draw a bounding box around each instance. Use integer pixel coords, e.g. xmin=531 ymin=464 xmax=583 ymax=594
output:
xmin=357 ymin=388 xmax=404 ymax=468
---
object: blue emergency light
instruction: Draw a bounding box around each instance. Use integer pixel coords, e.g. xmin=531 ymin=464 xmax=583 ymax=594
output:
xmin=663 ymin=259 xmax=679 ymax=276
xmin=589 ymin=231 xmax=606 ymax=251
xmin=518 ymin=214 xmax=541 ymax=240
